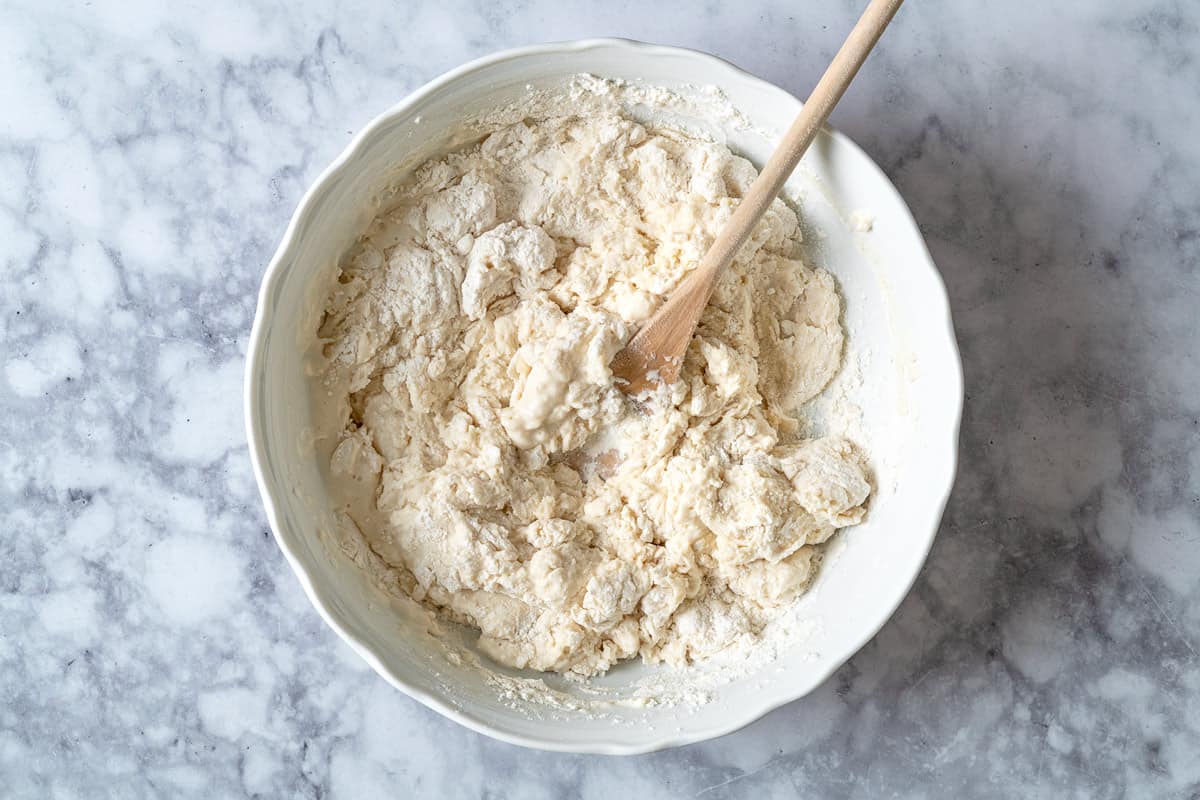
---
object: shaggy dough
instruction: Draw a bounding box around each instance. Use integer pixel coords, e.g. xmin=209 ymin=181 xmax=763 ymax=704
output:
xmin=318 ymin=110 xmax=871 ymax=677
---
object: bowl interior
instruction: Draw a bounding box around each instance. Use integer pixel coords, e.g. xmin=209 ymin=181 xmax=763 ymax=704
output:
xmin=246 ymin=41 xmax=961 ymax=753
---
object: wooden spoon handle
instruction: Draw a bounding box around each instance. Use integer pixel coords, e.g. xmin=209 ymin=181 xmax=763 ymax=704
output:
xmin=699 ymin=0 xmax=904 ymax=278
xmin=611 ymin=0 xmax=903 ymax=394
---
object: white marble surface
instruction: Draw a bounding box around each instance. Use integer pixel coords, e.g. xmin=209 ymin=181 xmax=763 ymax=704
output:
xmin=2 ymin=0 xmax=1199 ymax=796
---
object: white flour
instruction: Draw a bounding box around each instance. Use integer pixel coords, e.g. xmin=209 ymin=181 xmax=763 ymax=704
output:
xmin=314 ymin=77 xmax=871 ymax=705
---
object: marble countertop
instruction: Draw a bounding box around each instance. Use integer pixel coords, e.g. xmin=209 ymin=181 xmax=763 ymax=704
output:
xmin=3 ymin=0 xmax=1199 ymax=796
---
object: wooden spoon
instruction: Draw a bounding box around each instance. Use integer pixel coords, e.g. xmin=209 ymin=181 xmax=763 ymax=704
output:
xmin=611 ymin=0 xmax=904 ymax=394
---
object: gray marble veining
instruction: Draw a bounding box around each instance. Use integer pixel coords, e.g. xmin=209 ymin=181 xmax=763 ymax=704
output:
xmin=2 ymin=0 xmax=1198 ymax=797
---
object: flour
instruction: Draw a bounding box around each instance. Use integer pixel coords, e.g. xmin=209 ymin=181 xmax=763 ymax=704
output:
xmin=315 ymin=78 xmax=872 ymax=682
xmin=850 ymin=209 xmax=875 ymax=232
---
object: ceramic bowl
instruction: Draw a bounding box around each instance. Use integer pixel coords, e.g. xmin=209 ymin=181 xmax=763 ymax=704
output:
xmin=245 ymin=38 xmax=962 ymax=754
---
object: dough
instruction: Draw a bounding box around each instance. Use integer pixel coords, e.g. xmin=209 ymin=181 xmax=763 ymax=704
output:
xmin=318 ymin=109 xmax=871 ymax=678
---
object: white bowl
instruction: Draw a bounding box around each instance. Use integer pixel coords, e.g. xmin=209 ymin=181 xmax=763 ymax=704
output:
xmin=245 ymin=39 xmax=962 ymax=754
